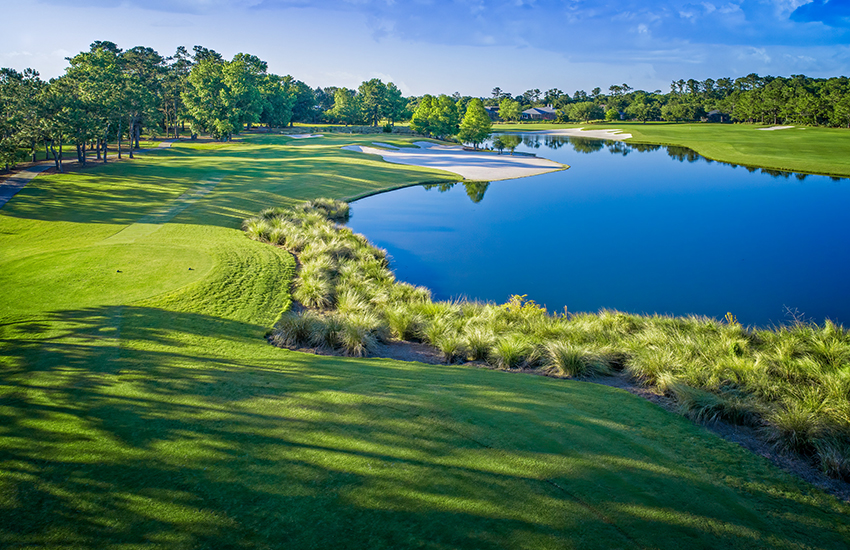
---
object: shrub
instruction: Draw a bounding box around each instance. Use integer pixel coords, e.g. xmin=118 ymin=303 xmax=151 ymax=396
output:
xmin=309 ymin=314 xmax=344 ymax=351
xmin=544 ymin=341 xmax=613 ymax=378
xmin=668 ymin=382 xmax=759 ymax=425
xmin=464 ymin=327 xmax=494 ymax=361
xmin=489 ymin=334 xmax=538 ymax=369
xmin=435 ymin=332 xmax=465 ymax=363
xmin=294 ymin=269 xmax=335 ymax=310
xmin=385 ymin=304 xmax=424 ymax=341
xmin=763 ymin=399 xmax=825 ymax=454
xmin=815 ymin=438 xmax=850 ymax=480
xmin=271 ymin=310 xmax=319 ymax=348
xmin=339 ymin=313 xmax=380 ymax=357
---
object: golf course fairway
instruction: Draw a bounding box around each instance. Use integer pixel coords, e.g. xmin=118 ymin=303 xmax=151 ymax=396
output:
xmin=1 ymin=131 xmax=848 ymax=549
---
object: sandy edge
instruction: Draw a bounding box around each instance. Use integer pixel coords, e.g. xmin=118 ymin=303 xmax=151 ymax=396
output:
xmin=759 ymin=126 xmax=794 ymax=131
xmin=520 ymin=127 xmax=633 ymax=141
xmin=342 ymin=140 xmax=566 ymax=181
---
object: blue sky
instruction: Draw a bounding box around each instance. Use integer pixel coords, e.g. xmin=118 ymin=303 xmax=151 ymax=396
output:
xmin=2 ymin=0 xmax=848 ymax=96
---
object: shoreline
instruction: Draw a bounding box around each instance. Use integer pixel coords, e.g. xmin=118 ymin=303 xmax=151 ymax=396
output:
xmin=343 ymin=140 xmax=567 ymax=181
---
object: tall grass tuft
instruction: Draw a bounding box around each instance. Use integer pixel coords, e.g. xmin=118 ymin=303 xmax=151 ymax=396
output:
xmin=489 ymin=334 xmax=538 ymax=369
xmin=271 ymin=310 xmax=320 ymax=348
xmin=544 ymin=341 xmax=613 ymax=378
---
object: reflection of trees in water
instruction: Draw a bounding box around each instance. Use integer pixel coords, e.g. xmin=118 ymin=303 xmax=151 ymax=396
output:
xmin=522 ymin=136 xmax=541 ymax=148
xmin=606 ymin=141 xmax=631 ymax=157
xmin=629 ymin=143 xmax=662 ymax=153
xmin=464 ymin=181 xmax=490 ymax=203
xmin=666 ymin=146 xmax=701 ymax=163
xmin=423 ymin=182 xmax=456 ymax=193
xmin=422 ymin=181 xmax=491 ymax=203
xmin=569 ymin=137 xmax=605 ymax=154
xmin=543 ymin=136 xmax=567 ymax=149
xmin=761 ymin=168 xmax=792 ymax=179
xmin=521 ymin=133 xmax=841 ymax=183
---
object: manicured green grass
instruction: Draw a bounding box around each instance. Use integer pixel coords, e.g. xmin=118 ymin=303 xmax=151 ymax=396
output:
xmin=497 ymin=121 xmax=850 ymax=177
xmin=2 ymin=133 xmax=850 ymax=549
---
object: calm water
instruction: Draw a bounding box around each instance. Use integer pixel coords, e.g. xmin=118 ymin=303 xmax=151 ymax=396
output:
xmin=347 ymin=134 xmax=850 ymax=327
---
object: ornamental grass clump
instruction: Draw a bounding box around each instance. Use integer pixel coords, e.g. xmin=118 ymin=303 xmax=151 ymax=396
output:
xmin=544 ymin=341 xmax=614 ymax=378
xmin=489 ymin=333 xmax=539 ymax=370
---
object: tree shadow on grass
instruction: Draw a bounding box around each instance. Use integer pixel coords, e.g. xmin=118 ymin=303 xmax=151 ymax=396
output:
xmin=1 ymin=306 xmax=849 ymax=549
xmin=1 ymin=144 xmax=458 ymax=229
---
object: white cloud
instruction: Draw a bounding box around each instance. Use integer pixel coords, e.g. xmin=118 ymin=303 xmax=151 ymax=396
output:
xmin=768 ymin=0 xmax=812 ymax=16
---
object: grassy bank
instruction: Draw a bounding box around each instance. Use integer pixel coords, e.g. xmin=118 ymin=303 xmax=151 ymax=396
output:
xmin=496 ymin=122 xmax=850 ymax=177
xmin=2 ymin=133 xmax=850 ymax=548
xmin=254 ymin=200 xmax=850 ymax=480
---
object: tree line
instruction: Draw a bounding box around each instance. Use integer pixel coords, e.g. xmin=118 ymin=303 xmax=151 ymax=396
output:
xmin=3 ymin=40 xmax=850 ymax=172
xmin=488 ymin=74 xmax=850 ymax=126
xmin=0 ymin=42 xmax=414 ymax=171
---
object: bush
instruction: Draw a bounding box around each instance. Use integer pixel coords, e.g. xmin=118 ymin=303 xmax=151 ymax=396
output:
xmin=489 ymin=334 xmax=538 ymax=369
xmin=544 ymin=341 xmax=613 ymax=378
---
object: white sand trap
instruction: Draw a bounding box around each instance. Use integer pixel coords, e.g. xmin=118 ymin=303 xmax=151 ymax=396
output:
xmin=759 ymin=126 xmax=794 ymax=131
xmin=522 ymin=128 xmax=632 ymax=140
xmin=342 ymin=141 xmax=565 ymax=181
xmin=288 ymin=133 xmax=323 ymax=139
xmin=370 ymin=142 xmax=400 ymax=150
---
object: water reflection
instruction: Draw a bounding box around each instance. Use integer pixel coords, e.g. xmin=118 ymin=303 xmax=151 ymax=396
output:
xmin=489 ymin=133 xmax=832 ymax=182
xmin=423 ymin=181 xmax=492 ymax=204
xmin=351 ymin=132 xmax=850 ymax=326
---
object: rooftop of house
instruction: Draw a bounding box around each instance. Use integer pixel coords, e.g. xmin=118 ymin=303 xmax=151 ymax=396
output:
xmin=523 ymin=105 xmax=558 ymax=115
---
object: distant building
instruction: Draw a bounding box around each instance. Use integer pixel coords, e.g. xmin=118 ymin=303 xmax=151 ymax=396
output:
xmin=521 ymin=105 xmax=558 ymax=121
xmin=704 ymin=109 xmax=730 ymax=123
xmin=484 ymin=106 xmax=500 ymax=121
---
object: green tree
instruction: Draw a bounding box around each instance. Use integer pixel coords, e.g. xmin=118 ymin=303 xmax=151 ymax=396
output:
xmin=568 ymin=101 xmax=603 ymax=122
xmin=604 ymin=108 xmax=620 ymax=122
xmin=260 ymin=74 xmax=296 ymax=128
xmin=457 ymin=98 xmax=492 ymax=149
xmin=227 ymin=53 xmax=267 ymax=130
xmin=358 ymin=78 xmax=387 ymax=127
xmin=183 ymin=56 xmax=232 ymax=139
xmin=161 ymin=46 xmax=192 ymax=139
xmin=625 ymin=93 xmax=660 ymax=123
xmin=410 ymin=95 xmax=435 ymax=136
xmin=327 ymin=87 xmax=361 ymax=126
xmin=289 ymin=80 xmax=316 ymax=125
xmin=384 ymin=82 xmax=407 ymax=125
xmin=121 ymin=45 xmax=165 ymax=155
xmin=499 ymin=97 xmax=521 ymax=121
xmin=432 ymin=94 xmax=460 ymax=139
xmin=65 ymin=42 xmax=126 ymax=164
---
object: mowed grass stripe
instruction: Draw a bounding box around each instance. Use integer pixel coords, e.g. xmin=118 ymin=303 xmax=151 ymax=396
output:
xmin=0 ymin=132 xmax=848 ymax=549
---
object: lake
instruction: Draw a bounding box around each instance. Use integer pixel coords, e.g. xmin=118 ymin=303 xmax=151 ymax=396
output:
xmin=347 ymin=134 xmax=850 ymax=327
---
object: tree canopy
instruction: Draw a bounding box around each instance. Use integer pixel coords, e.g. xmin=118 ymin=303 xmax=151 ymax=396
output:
xmin=457 ymin=98 xmax=492 ymax=149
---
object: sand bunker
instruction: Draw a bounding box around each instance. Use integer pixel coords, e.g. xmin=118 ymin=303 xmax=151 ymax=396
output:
xmin=342 ymin=141 xmax=565 ymax=181
xmin=759 ymin=126 xmax=794 ymax=131
xmin=288 ymin=133 xmax=323 ymax=139
xmin=523 ymin=128 xmax=632 ymax=140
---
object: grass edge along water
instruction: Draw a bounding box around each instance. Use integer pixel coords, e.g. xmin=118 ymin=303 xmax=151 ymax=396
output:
xmin=246 ymin=198 xmax=850 ymax=482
